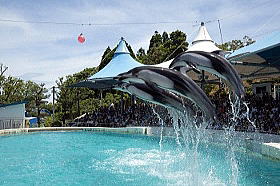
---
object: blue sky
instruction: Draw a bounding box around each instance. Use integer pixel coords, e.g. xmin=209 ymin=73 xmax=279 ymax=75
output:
xmin=0 ymin=0 xmax=280 ymax=93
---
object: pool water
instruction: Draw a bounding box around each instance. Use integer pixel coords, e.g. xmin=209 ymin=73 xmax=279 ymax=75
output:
xmin=0 ymin=131 xmax=279 ymax=185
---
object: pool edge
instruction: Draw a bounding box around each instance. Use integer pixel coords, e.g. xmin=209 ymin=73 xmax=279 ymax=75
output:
xmin=0 ymin=127 xmax=149 ymax=136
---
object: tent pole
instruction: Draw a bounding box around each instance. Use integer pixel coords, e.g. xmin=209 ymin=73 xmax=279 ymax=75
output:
xmin=121 ymin=92 xmax=124 ymax=114
xmin=201 ymin=70 xmax=205 ymax=89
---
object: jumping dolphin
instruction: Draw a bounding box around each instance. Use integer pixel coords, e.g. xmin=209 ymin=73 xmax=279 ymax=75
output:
xmin=115 ymin=66 xmax=217 ymax=121
xmin=114 ymin=82 xmax=194 ymax=114
xmin=169 ymin=51 xmax=245 ymax=98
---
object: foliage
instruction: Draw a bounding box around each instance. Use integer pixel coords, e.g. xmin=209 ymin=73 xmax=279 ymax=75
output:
xmin=101 ymin=93 xmax=122 ymax=107
xmin=43 ymin=116 xmax=53 ymax=127
xmin=0 ymin=76 xmax=25 ymax=104
xmin=204 ymin=84 xmax=218 ymax=96
xmin=44 ymin=116 xmax=62 ymax=127
xmin=217 ymin=35 xmax=255 ymax=51
xmin=0 ymin=75 xmax=50 ymax=119
xmin=245 ymin=86 xmax=253 ymax=96
xmin=24 ymin=81 xmax=49 ymax=118
xmin=55 ymin=67 xmax=97 ymax=124
xmin=98 ymin=47 xmax=115 ymax=71
xmin=137 ymin=30 xmax=188 ymax=64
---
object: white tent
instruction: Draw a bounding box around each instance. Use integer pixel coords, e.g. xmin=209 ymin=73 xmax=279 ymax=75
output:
xmin=188 ymin=22 xmax=222 ymax=53
xmin=155 ymin=22 xmax=222 ymax=68
xmin=153 ymin=59 xmax=173 ymax=68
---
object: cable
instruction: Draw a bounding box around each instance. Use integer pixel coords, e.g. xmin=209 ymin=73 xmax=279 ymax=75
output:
xmin=218 ymin=0 xmax=277 ymax=21
xmin=252 ymin=27 xmax=280 ymax=39
xmin=0 ymin=18 xmax=199 ymax=26
xmin=0 ymin=0 xmax=278 ymax=29
xmin=251 ymin=9 xmax=280 ymax=37
xmin=0 ymin=19 xmax=82 ymax=26
xmin=192 ymin=19 xmax=217 ymax=27
xmin=0 ymin=18 xmax=229 ymax=27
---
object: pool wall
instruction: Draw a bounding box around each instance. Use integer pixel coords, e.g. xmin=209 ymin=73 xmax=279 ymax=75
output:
xmin=0 ymin=127 xmax=148 ymax=135
xmin=147 ymin=127 xmax=280 ymax=160
xmin=0 ymin=126 xmax=279 ymax=160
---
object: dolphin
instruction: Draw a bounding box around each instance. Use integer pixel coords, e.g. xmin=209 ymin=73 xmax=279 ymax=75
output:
xmin=169 ymin=51 xmax=245 ymax=98
xmin=115 ymin=66 xmax=217 ymax=121
xmin=114 ymin=82 xmax=193 ymax=114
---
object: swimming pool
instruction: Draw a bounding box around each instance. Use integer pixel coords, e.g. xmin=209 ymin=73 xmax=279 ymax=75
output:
xmin=0 ymin=131 xmax=279 ymax=185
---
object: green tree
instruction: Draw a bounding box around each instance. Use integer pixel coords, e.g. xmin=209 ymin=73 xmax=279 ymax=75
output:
xmin=126 ymin=42 xmax=136 ymax=59
xmin=55 ymin=67 xmax=97 ymax=125
xmin=148 ymin=31 xmax=163 ymax=50
xmin=136 ymin=47 xmax=147 ymax=63
xmin=140 ymin=30 xmax=188 ymax=65
xmin=169 ymin=30 xmax=188 ymax=59
xmin=162 ymin=31 xmax=169 ymax=44
xmin=0 ymin=76 xmax=25 ymax=104
xmin=33 ymin=83 xmax=49 ymax=125
xmin=217 ymin=36 xmax=255 ymax=51
xmin=24 ymin=81 xmax=50 ymax=120
xmin=243 ymin=35 xmax=255 ymax=47
xmin=56 ymin=76 xmax=76 ymax=125
xmin=98 ymin=47 xmax=114 ymax=71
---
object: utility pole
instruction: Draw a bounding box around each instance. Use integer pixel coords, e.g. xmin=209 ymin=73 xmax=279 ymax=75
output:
xmin=201 ymin=70 xmax=205 ymax=89
xmin=0 ymin=64 xmax=8 ymax=97
xmin=52 ymin=86 xmax=55 ymax=121
xmin=77 ymin=90 xmax=80 ymax=116
xmin=217 ymin=19 xmax=224 ymax=45
xmin=217 ymin=20 xmax=224 ymax=87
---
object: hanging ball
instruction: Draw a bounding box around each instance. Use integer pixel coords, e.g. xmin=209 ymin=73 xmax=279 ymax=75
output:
xmin=78 ymin=33 xmax=85 ymax=43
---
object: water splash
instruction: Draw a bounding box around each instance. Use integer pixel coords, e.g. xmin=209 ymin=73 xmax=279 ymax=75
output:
xmin=147 ymin=91 xmax=255 ymax=185
xmin=228 ymin=93 xmax=256 ymax=131
xmin=151 ymin=106 xmax=165 ymax=152
xmin=228 ymin=94 xmax=241 ymax=124
xmin=167 ymin=109 xmax=182 ymax=147
xmin=226 ymin=93 xmax=259 ymax=186
xmin=242 ymin=101 xmax=257 ymax=131
xmin=167 ymin=106 xmax=219 ymax=185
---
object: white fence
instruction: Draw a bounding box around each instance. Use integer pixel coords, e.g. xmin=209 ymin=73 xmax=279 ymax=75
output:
xmin=0 ymin=102 xmax=26 ymax=130
xmin=0 ymin=119 xmax=24 ymax=130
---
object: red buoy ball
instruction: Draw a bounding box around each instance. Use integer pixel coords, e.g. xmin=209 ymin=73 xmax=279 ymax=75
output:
xmin=78 ymin=33 xmax=85 ymax=43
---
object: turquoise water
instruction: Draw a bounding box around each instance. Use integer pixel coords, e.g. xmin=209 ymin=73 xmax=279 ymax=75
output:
xmin=0 ymin=131 xmax=279 ymax=185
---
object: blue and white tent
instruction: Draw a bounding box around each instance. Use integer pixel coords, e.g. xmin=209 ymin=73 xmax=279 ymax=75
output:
xmin=228 ymin=31 xmax=280 ymax=79
xmin=72 ymin=38 xmax=143 ymax=89
xmin=89 ymin=38 xmax=143 ymax=79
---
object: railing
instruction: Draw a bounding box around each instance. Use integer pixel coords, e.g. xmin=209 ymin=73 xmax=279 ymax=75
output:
xmin=0 ymin=119 xmax=24 ymax=130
